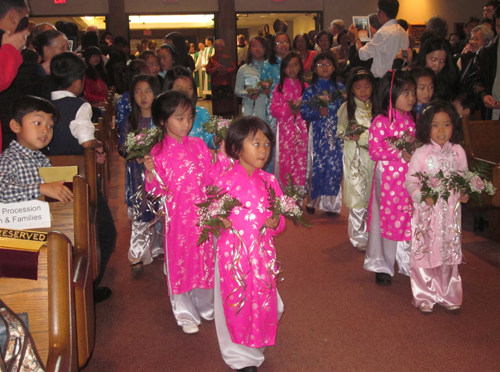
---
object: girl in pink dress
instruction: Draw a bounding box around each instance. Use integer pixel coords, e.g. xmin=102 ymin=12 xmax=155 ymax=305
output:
xmin=270 ymin=51 xmax=308 ymax=189
xmin=405 ymin=101 xmax=469 ymax=313
xmin=144 ymin=90 xmax=229 ymax=334
xmin=364 ymin=70 xmax=416 ymax=285
xmin=214 ymin=116 xmax=285 ymax=372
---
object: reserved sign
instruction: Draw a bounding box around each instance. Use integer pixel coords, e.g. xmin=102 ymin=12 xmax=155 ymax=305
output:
xmin=0 ymin=200 xmax=51 ymax=229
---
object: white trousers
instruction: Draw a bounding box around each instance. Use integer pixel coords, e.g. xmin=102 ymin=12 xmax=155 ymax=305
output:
xmin=348 ymin=208 xmax=368 ymax=248
xmin=214 ymin=260 xmax=284 ymax=370
xmin=170 ymin=288 xmax=214 ymax=327
xmin=127 ymin=207 xmax=162 ymax=265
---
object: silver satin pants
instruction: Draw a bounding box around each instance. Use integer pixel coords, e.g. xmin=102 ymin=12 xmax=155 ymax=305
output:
xmin=363 ymin=165 xmax=410 ymax=276
xmin=307 ymin=188 xmax=343 ymax=213
xmin=214 ymin=260 xmax=284 ymax=370
xmin=170 ymin=288 xmax=214 ymax=327
xmin=348 ymin=208 xmax=368 ymax=248
xmin=410 ymin=265 xmax=462 ymax=309
xmin=127 ymin=207 xmax=162 ymax=265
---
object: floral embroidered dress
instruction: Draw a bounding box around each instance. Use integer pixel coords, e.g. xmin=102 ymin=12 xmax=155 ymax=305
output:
xmin=261 ymin=57 xmax=282 ymax=133
xmin=337 ymin=97 xmax=375 ymax=209
xmin=146 ymin=135 xmax=229 ymax=295
xmin=234 ymin=60 xmax=267 ymax=121
xmin=270 ymin=77 xmax=308 ymax=188
xmin=405 ymin=141 xmax=467 ymax=268
xmin=191 ymin=106 xmax=215 ymax=149
xmin=368 ymin=111 xmax=415 ymax=241
xmin=300 ymin=79 xmax=345 ymax=202
xmin=214 ymin=161 xmax=285 ymax=347
xmin=116 ymin=92 xmax=131 ymax=139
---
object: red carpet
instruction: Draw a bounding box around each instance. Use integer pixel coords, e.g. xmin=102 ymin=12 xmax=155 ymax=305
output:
xmin=85 ymin=148 xmax=500 ymax=372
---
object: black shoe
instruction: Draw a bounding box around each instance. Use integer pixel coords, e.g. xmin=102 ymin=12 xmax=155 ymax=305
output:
xmin=94 ymin=286 xmax=112 ymax=303
xmin=237 ymin=368 xmax=257 ymax=372
xmin=375 ymin=273 xmax=392 ymax=285
xmin=325 ymin=212 xmax=338 ymax=217
xmin=473 ymin=216 xmax=486 ymax=232
xmin=130 ymin=261 xmax=143 ymax=272
xmin=306 ymin=206 xmax=315 ymax=215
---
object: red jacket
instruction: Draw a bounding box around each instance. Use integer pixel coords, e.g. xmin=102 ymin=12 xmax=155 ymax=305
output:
xmin=0 ymin=43 xmax=23 ymax=153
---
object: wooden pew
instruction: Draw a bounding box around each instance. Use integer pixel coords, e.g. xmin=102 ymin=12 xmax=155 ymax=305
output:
xmin=48 ymin=148 xmax=100 ymax=280
xmin=461 ymin=115 xmax=500 ymax=242
xmin=46 ymin=153 xmax=100 ymax=367
xmin=72 ymin=175 xmax=95 ymax=368
xmin=0 ymin=232 xmax=78 ymax=371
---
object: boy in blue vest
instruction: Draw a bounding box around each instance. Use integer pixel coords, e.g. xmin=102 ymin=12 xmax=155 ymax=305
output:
xmin=49 ymin=52 xmax=115 ymax=303
xmin=49 ymin=52 xmax=105 ymax=163
xmin=0 ymin=95 xmax=73 ymax=204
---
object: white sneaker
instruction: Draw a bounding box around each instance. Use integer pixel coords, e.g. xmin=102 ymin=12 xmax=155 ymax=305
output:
xmin=182 ymin=324 xmax=199 ymax=334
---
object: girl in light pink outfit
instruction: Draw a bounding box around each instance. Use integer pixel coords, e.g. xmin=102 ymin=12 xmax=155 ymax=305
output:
xmin=144 ymin=90 xmax=229 ymax=334
xmin=270 ymin=51 xmax=308 ymax=189
xmin=214 ymin=116 xmax=285 ymax=372
xmin=405 ymin=101 xmax=469 ymax=313
xmin=364 ymin=70 xmax=416 ymax=285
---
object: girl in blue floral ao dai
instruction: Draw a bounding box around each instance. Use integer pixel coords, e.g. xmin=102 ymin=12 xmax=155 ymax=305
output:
xmin=118 ymin=75 xmax=163 ymax=272
xmin=299 ymin=51 xmax=345 ymax=215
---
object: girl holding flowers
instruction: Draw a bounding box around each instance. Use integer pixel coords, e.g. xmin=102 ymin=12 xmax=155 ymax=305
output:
xmin=213 ymin=116 xmax=285 ymax=372
xmin=144 ymin=90 xmax=230 ymax=334
xmin=270 ymin=51 xmax=308 ymax=189
xmin=404 ymin=101 xmax=468 ymax=313
xmin=300 ymin=51 xmax=345 ymax=215
xmin=234 ymin=36 xmax=269 ymax=121
xmin=337 ymin=67 xmax=376 ymax=251
xmin=118 ymin=75 xmax=162 ymax=272
xmin=363 ymin=69 xmax=416 ymax=285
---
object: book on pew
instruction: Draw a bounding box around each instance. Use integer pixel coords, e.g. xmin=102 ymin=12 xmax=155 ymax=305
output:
xmin=38 ymin=166 xmax=78 ymax=202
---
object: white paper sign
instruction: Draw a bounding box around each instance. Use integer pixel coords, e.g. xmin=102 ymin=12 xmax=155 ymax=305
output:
xmin=0 ymin=200 xmax=51 ymax=229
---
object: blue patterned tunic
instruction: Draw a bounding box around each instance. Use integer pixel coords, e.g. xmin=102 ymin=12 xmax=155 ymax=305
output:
xmin=234 ymin=60 xmax=266 ymax=121
xmin=190 ymin=106 xmax=214 ymax=149
xmin=300 ymin=78 xmax=345 ymax=200
xmin=261 ymin=57 xmax=282 ymax=133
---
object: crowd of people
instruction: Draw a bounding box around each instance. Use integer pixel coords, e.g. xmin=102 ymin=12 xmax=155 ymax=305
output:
xmin=0 ymin=0 xmax=499 ymax=371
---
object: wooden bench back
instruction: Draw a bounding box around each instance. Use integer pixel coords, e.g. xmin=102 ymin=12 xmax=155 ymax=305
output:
xmin=462 ymin=116 xmax=500 ymax=164
xmin=72 ymin=175 xmax=95 ymax=368
xmin=0 ymin=232 xmax=78 ymax=371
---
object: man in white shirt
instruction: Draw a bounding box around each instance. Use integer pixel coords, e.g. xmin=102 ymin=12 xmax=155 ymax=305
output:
xmin=348 ymin=0 xmax=408 ymax=78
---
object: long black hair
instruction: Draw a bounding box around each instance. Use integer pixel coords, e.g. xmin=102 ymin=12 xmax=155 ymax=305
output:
xmin=415 ymin=36 xmax=458 ymax=101
xmin=83 ymin=46 xmax=109 ymax=85
xmin=374 ymin=69 xmax=416 ymax=120
xmin=416 ymin=100 xmax=462 ymax=145
xmin=128 ymin=75 xmax=161 ymax=131
xmin=276 ymin=51 xmax=305 ymax=94
xmin=345 ymin=67 xmax=375 ymax=121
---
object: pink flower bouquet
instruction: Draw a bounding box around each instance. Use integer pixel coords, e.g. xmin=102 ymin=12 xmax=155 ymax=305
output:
xmin=196 ymin=186 xmax=243 ymax=245
xmin=124 ymin=126 xmax=163 ymax=161
xmin=264 ymin=174 xmax=310 ymax=228
xmin=384 ymin=129 xmax=422 ymax=155
xmin=203 ymin=115 xmax=232 ymax=146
